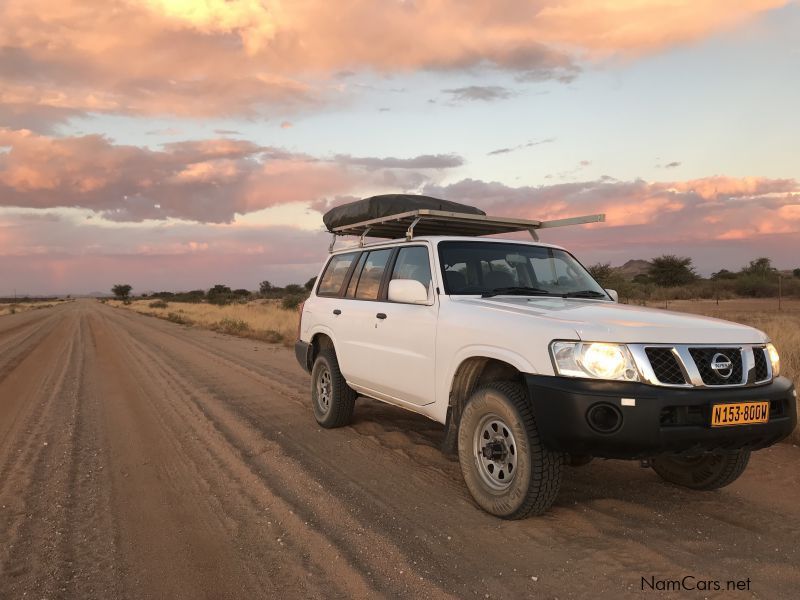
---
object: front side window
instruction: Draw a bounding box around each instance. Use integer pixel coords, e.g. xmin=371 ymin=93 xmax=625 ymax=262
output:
xmin=438 ymin=241 xmax=607 ymax=298
xmin=390 ymin=246 xmax=432 ymax=291
xmin=317 ymin=251 xmax=358 ymax=296
xmin=354 ymin=249 xmax=393 ymax=300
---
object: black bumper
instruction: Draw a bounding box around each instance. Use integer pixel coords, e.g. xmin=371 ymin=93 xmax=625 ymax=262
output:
xmin=295 ymin=340 xmax=311 ymax=373
xmin=525 ymin=374 xmax=797 ymax=459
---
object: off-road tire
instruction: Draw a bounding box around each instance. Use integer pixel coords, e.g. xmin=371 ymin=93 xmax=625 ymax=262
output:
xmin=458 ymin=381 xmax=562 ymax=518
xmin=311 ymin=350 xmax=356 ymax=428
xmin=651 ymin=449 xmax=751 ymax=490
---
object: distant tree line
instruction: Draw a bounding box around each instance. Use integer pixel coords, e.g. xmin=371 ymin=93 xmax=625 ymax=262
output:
xmin=588 ymin=256 xmax=800 ymax=303
xmin=112 ymin=277 xmax=318 ymax=309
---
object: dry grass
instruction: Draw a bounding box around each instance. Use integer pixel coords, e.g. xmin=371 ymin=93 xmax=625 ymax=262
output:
xmin=0 ymin=301 xmax=61 ymax=316
xmin=109 ymin=299 xmax=297 ymax=344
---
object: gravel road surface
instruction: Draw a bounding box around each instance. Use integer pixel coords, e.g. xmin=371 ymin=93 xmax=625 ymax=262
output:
xmin=1 ymin=301 xmax=798 ymax=599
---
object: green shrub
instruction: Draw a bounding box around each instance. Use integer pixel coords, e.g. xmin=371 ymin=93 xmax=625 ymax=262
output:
xmin=281 ymin=295 xmax=305 ymax=310
xmin=149 ymin=300 xmax=168 ymax=309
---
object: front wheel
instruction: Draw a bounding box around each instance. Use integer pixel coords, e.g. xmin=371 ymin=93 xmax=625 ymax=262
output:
xmin=311 ymin=349 xmax=356 ymax=428
xmin=651 ymin=449 xmax=751 ymax=490
xmin=458 ymin=381 xmax=563 ymax=518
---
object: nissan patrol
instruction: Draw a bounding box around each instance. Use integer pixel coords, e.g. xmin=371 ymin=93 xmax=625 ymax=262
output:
xmin=295 ymin=198 xmax=796 ymax=518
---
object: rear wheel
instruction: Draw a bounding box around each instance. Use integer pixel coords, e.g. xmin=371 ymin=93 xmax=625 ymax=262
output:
xmin=311 ymin=349 xmax=356 ymax=428
xmin=458 ymin=381 xmax=562 ymax=518
xmin=651 ymin=449 xmax=750 ymax=490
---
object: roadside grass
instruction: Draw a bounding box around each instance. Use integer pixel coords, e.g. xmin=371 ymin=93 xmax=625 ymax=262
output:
xmin=0 ymin=300 xmax=63 ymax=317
xmin=109 ymin=299 xmax=295 ymax=344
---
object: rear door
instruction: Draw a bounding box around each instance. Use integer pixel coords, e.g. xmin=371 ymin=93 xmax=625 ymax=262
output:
xmin=333 ymin=247 xmax=395 ymax=388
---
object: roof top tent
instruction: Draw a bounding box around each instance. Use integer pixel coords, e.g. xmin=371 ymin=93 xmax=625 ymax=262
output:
xmin=323 ymin=194 xmax=605 ymax=252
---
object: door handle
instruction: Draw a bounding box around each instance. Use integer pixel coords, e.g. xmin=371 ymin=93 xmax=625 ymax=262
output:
xmin=376 ymin=313 xmax=387 ymax=320
xmin=333 ymin=309 xmax=341 ymax=315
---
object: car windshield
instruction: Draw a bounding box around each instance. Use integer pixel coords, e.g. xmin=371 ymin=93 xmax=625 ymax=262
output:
xmin=438 ymin=241 xmax=608 ymax=299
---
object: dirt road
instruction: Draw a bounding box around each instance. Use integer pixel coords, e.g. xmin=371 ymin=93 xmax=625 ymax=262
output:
xmin=1 ymin=301 xmax=798 ymax=599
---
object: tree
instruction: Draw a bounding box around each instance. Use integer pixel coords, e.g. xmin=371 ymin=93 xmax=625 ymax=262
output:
xmin=305 ymin=276 xmax=317 ymax=291
xmin=587 ymin=263 xmax=614 ymax=287
xmin=284 ymin=284 xmax=305 ymax=295
xmin=711 ymin=269 xmax=737 ymax=280
xmin=648 ymin=255 xmax=697 ymax=287
xmin=111 ymin=284 xmax=132 ymax=299
xmin=207 ymin=284 xmax=233 ymax=305
xmin=259 ymin=280 xmax=273 ymax=295
xmin=794 ymin=268 xmax=800 ymax=279
xmin=742 ymin=257 xmax=774 ymax=279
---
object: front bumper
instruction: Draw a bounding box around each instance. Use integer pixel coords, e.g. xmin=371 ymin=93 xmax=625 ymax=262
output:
xmin=525 ymin=374 xmax=797 ymax=459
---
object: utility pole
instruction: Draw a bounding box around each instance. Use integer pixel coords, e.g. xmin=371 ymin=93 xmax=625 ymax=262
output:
xmin=778 ymin=274 xmax=782 ymax=311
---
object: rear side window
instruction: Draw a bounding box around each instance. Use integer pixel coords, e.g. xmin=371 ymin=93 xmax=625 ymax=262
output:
xmin=317 ymin=252 xmax=358 ymax=296
xmin=354 ymin=249 xmax=393 ymax=300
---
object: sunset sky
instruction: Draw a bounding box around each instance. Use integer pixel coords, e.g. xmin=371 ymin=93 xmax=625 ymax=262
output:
xmin=1 ymin=0 xmax=799 ymax=295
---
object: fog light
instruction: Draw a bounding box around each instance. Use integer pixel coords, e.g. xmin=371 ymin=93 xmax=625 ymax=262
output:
xmin=587 ymin=404 xmax=623 ymax=433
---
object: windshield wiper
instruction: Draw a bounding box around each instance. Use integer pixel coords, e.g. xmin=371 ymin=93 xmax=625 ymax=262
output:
xmin=481 ymin=286 xmax=552 ymax=298
xmin=560 ymin=290 xmax=608 ymax=299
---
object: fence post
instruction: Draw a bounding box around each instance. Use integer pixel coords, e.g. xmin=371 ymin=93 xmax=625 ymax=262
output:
xmin=778 ymin=274 xmax=782 ymax=311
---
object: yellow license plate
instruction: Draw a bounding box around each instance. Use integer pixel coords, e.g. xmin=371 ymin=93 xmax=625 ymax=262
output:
xmin=711 ymin=402 xmax=769 ymax=427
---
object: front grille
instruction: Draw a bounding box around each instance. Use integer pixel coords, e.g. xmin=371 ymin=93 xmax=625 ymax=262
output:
xmin=688 ymin=347 xmax=743 ymax=385
xmin=753 ymin=348 xmax=769 ymax=381
xmin=645 ymin=348 xmax=686 ymax=384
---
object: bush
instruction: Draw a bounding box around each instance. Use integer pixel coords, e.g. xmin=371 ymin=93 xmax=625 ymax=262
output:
xmin=281 ymin=295 xmax=305 ymax=310
xmin=213 ymin=318 xmax=251 ymax=335
xmin=166 ymin=312 xmax=192 ymax=325
xmin=149 ymin=300 xmax=168 ymax=309
xmin=123 ymin=299 xmax=132 ymax=305
xmin=734 ymin=275 xmax=778 ymax=298
xmin=257 ymin=329 xmax=284 ymax=343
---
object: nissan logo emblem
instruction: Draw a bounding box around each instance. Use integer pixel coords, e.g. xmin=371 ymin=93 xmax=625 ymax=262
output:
xmin=710 ymin=353 xmax=733 ymax=379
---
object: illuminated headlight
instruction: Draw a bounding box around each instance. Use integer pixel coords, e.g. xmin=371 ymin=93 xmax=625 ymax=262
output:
xmin=550 ymin=341 xmax=640 ymax=382
xmin=766 ymin=343 xmax=780 ymax=377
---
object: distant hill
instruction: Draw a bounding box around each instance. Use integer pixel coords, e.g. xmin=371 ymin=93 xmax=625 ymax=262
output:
xmin=615 ymin=259 xmax=652 ymax=280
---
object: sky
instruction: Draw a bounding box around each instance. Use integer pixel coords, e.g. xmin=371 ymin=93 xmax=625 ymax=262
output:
xmin=1 ymin=0 xmax=799 ymax=295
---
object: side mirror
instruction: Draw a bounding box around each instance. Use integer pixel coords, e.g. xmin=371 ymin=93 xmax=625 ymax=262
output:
xmin=388 ymin=279 xmax=429 ymax=305
xmin=606 ymin=289 xmax=619 ymax=302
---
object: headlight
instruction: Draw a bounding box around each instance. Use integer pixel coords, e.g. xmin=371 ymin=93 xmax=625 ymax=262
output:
xmin=766 ymin=343 xmax=780 ymax=377
xmin=551 ymin=341 xmax=640 ymax=382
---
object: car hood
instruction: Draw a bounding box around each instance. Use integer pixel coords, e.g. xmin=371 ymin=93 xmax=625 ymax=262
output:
xmin=454 ymin=297 xmax=767 ymax=345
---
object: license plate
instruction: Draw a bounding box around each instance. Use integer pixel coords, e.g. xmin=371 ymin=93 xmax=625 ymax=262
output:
xmin=711 ymin=401 xmax=769 ymax=427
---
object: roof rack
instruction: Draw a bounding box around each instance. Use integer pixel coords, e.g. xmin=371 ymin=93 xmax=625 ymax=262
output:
xmin=328 ymin=209 xmax=605 ymax=252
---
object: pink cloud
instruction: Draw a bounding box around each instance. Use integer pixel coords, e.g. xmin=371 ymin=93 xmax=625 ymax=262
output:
xmin=0 ymin=129 xmax=461 ymax=222
xmin=0 ymin=1 xmax=787 ymax=127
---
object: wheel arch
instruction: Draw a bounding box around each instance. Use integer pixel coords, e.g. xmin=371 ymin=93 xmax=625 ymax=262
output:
xmin=441 ymin=351 xmax=532 ymax=455
xmin=305 ymin=328 xmax=338 ymax=371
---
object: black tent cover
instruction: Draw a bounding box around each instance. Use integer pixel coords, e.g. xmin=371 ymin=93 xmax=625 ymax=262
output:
xmin=322 ymin=194 xmax=485 ymax=232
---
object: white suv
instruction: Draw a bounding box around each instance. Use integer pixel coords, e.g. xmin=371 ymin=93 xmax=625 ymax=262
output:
xmin=295 ymin=230 xmax=796 ymax=518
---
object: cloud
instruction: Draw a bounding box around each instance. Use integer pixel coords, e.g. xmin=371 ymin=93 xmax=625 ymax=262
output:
xmin=0 ymin=129 xmax=462 ymax=223
xmin=280 ymin=121 xmax=293 ymax=129
xmin=488 ymin=138 xmax=556 ymax=156
xmin=1 ymin=1 xmax=784 ymax=127
xmin=0 ymin=213 xmax=331 ymax=294
xmin=213 ymin=129 xmax=242 ymax=136
xmin=334 ymin=154 xmax=464 ymax=170
xmin=442 ymin=86 xmax=515 ymax=103
xmin=422 ymin=176 xmax=800 ymax=257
